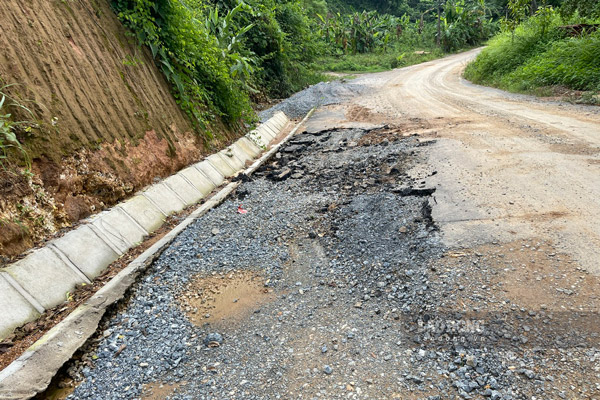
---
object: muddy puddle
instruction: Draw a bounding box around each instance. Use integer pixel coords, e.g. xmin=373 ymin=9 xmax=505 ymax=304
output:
xmin=179 ymin=271 xmax=274 ymax=326
xmin=141 ymin=382 xmax=185 ymax=400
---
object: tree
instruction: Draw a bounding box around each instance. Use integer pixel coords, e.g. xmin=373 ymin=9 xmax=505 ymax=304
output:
xmin=560 ymin=0 xmax=600 ymax=19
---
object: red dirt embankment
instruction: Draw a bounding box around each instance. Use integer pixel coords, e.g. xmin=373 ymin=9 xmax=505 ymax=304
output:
xmin=0 ymin=0 xmax=234 ymax=261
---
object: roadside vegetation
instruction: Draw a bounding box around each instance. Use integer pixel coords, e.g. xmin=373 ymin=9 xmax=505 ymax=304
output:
xmin=465 ymin=0 xmax=600 ymax=103
xmin=108 ymin=0 xmax=498 ymax=140
xmin=0 ymin=84 xmax=36 ymax=171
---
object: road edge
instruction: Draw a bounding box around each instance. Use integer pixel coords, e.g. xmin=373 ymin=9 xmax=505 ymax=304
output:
xmin=0 ymin=109 xmax=315 ymax=400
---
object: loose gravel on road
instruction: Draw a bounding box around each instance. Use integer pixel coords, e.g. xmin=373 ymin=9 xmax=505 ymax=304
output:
xmin=55 ymin=120 xmax=600 ymax=400
xmin=259 ymin=80 xmax=370 ymax=121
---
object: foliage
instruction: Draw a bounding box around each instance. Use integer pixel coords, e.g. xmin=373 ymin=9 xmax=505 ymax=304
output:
xmin=316 ymin=48 xmax=443 ymax=72
xmin=316 ymin=2 xmax=495 ymax=57
xmin=465 ymin=7 xmax=600 ymax=98
xmin=0 ymin=84 xmax=35 ymax=170
xmin=316 ymin=11 xmax=404 ymax=54
xmin=110 ymin=0 xmax=499 ymax=131
xmin=111 ymin=0 xmax=254 ymax=133
xmin=506 ymin=31 xmax=600 ymax=91
xmin=440 ymin=0 xmax=497 ymax=51
xmin=560 ymin=0 xmax=600 ymax=19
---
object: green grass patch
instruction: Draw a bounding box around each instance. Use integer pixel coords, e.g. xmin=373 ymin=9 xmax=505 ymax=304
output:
xmin=465 ymin=11 xmax=600 ymax=103
xmin=314 ymin=48 xmax=443 ymax=74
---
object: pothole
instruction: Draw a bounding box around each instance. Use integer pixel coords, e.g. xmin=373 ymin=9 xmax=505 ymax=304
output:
xmin=178 ymin=271 xmax=274 ymax=326
xmin=141 ymin=382 xmax=185 ymax=400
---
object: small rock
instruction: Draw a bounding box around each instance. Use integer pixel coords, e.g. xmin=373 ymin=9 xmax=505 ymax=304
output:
xmin=323 ymin=365 xmax=333 ymax=375
xmin=204 ymin=333 xmax=223 ymax=348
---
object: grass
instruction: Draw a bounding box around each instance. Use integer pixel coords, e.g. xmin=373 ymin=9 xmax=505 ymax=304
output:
xmin=0 ymin=84 xmax=36 ymax=170
xmin=464 ymin=12 xmax=600 ymax=104
xmin=313 ymin=48 xmax=443 ymax=74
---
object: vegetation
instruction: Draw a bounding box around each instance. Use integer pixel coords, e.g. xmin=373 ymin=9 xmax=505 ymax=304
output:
xmin=0 ymin=84 xmax=35 ymax=170
xmin=108 ymin=0 xmax=497 ymax=139
xmin=465 ymin=4 xmax=600 ymax=101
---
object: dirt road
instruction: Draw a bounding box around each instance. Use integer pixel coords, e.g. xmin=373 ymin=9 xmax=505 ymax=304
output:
xmin=49 ymin=51 xmax=599 ymax=400
xmin=312 ymin=48 xmax=600 ymax=275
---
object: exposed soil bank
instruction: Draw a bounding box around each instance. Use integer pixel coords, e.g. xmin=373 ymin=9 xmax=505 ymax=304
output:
xmin=0 ymin=0 xmax=237 ymax=261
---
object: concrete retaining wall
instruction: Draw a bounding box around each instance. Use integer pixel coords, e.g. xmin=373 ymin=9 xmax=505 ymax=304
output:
xmin=0 ymin=112 xmax=289 ymax=341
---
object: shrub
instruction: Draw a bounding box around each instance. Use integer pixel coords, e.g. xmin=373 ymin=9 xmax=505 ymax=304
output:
xmin=112 ymin=0 xmax=253 ymax=133
xmin=464 ymin=10 xmax=566 ymax=85
xmin=506 ymin=31 xmax=600 ymax=91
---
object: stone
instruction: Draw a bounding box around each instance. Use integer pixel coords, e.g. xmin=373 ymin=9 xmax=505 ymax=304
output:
xmin=143 ymin=182 xmax=187 ymax=216
xmin=119 ymin=195 xmax=166 ymax=233
xmin=3 ymin=247 xmax=86 ymax=310
xmin=52 ymin=225 xmax=120 ymax=280
xmin=204 ymin=333 xmax=224 ymax=347
xmin=0 ymin=274 xmax=41 ymax=340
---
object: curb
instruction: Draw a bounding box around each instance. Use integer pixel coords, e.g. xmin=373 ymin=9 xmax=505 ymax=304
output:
xmin=0 ymin=112 xmax=289 ymax=342
xmin=0 ymin=109 xmax=314 ymax=400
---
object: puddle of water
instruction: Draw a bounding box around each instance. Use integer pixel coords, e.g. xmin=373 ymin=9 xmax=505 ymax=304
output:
xmin=33 ymin=378 xmax=76 ymax=400
xmin=141 ymin=382 xmax=184 ymax=400
xmin=179 ymin=271 xmax=274 ymax=326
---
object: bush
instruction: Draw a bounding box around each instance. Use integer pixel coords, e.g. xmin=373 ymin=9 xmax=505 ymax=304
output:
xmin=112 ymin=0 xmax=253 ymax=133
xmin=507 ymin=31 xmax=600 ymax=91
xmin=465 ymin=9 xmax=600 ymax=96
xmin=464 ymin=10 xmax=566 ymax=85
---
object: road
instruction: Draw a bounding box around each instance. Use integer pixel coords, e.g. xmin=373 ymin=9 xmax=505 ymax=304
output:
xmin=54 ymin=51 xmax=599 ymax=399
xmin=311 ymin=48 xmax=600 ymax=274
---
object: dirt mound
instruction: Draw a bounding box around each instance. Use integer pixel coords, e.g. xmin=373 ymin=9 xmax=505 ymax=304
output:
xmin=0 ymin=0 xmax=236 ymax=261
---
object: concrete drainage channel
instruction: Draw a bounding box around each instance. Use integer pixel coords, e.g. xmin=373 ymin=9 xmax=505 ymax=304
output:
xmin=0 ymin=110 xmax=314 ymax=399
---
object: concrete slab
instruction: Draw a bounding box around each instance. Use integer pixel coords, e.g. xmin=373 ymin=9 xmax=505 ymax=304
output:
xmin=119 ymin=195 xmax=166 ymax=234
xmin=3 ymin=248 xmax=86 ymax=310
xmin=90 ymin=208 xmax=148 ymax=254
xmin=143 ymin=182 xmax=187 ymax=216
xmin=262 ymin=121 xmax=280 ymax=138
xmin=270 ymin=113 xmax=287 ymax=129
xmin=257 ymin=126 xmax=277 ymax=143
xmin=236 ymin=137 xmax=262 ymax=159
xmin=275 ymin=112 xmax=288 ymax=126
xmin=207 ymin=153 xmax=237 ymax=177
xmin=52 ymin=225 xmax=120 ymax=280
xmin=0 ymin=275 xmax=41 ymax=340
xmin=219 ymin=149 xmax=245 ymax=171
xmin=226 ymin=143 xmax=253 ymax=166
xmin=258 ymin=124 xmax=277 ymax=138
xmin=163 ymin=174 xmax=203 ymax=206
xmin=195 ymin=161 xmax=225 ymax=187
xmin=246 ymin=129 xmax=270 ymax=148
xmin=178 ymin=166 xmax=215 ymax=196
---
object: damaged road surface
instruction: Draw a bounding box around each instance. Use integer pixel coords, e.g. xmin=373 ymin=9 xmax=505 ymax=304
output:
xmin=49 ymin=126 xmax=599 ymax=400
xmin=42 ymin=50 xmax=600 ymax=399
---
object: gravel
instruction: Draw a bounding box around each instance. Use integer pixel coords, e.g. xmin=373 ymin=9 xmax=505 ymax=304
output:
xmin=60 ymin=110 xmax=599 ymax=398
xmin=258 ymin=79 xmax=370 ymax=121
